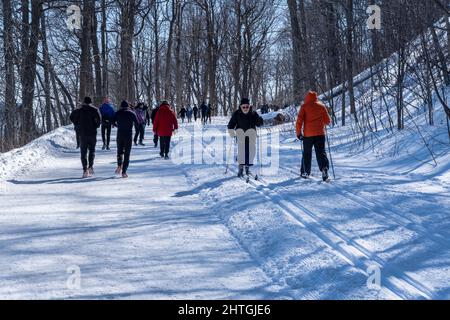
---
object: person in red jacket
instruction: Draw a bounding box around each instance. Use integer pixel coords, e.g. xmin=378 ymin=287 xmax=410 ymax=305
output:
xmin=153 ymin=101 xmax=179 ymax=159
xmin=295 ymin=91 xmax=332 ymax=181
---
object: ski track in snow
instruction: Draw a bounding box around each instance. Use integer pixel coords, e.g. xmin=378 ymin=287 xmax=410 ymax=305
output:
xmin=0 ymin=119 xmax=449 ymax=299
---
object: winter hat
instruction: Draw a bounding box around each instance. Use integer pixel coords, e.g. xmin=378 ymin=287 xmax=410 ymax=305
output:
xmin=240 ymin=98 xmax=250 ymax=106
xmin=83 ymin=96 xmax=92 ymax=105
xmin=120 ymin=100 xmax=129 ymax=109
xmin=160 ymin=100 xmax=170 ymax=107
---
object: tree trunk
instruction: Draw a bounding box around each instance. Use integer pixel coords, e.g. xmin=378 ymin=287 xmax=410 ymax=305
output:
xmin=91 ymin=5 xmax=103 ymax=105
xmin=21 ymin=0 xmax=43 ymax=144
xmin=79 ymin=0 xmax=94 ymax=100
xmin=3 ymin=0 xmax=16 ymax=148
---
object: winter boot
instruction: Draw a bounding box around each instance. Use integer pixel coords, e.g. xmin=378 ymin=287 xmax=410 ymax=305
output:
xmin=322 ymin=168 xmax=329 ymax=182
xmin=245 ymin=166 xmax=251 ymax=176
xmin=102 ymin=144 xmax=106 ymax=150
xmin=122 ymin=172 xmax=128 ymax=179
xmin=88 ymin=167 xmax=94 ymax=176
xmin=82 ymin=170 xmax=89 ymax=179
xmin=115 ymin=165 xmax=122 ymax=175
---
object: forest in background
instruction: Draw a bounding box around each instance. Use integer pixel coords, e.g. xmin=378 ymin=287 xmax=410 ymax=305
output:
xmin=0 ymin=0 xmax=449 ymax=152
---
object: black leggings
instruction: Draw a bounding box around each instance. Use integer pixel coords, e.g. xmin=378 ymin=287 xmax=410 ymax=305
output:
xmin=301 ymin=135 xmax=329 ymax=176
xmin=117 ymin=135 xmax=132 ymax=173
xmin=134 ymin=123 xmax=145 ymax=144
xmin=159 ymin=136 xmax=171 ymax=156
xmin=101 ymin=123 xmax=112 ymax=147
xmin=80 ymin=135 xmax=97 ymax=170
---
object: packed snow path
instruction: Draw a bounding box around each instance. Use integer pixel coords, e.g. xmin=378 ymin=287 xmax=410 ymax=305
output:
xmin=0 ymin=119 xmax=449 ymax=299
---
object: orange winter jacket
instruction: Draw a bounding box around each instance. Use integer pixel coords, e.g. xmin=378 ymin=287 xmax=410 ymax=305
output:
xmin=296 ymin=91 xmax=331 ymax=138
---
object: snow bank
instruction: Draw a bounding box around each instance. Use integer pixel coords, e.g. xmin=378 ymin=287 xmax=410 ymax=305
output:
xmin=0 ymin=126 xmax=75 ymax=181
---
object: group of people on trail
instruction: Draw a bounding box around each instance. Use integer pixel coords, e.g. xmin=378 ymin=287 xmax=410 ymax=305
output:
xmin=176 ymin=103 xmax=212 ymax=124
xmin=70 ymin=97 xmax=178 ymax=178
xmin=228 ymin=92 xmax=331 ymax=181
xmin=69 ymin=90 xmax=331 ymax=181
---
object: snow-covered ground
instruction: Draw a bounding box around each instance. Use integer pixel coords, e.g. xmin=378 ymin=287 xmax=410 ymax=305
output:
xmin=0 ymin=111 xmax=448 ymax=299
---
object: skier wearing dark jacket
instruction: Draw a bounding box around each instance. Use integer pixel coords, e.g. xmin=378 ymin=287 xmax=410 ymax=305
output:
xmin=99 ymin=97 xmax=115 ymax=150
xmin=153 ymin=101 xmax=179 ymax=159
xmin=150 ymin=105 xmax=160 ymax=147
xmin=227 ymin=98 xmax=263 ymax=177
xmin=113 ymin=100 xmax=138 ymax=178
xmin=70 ymin=96 xmax=102 ymax=178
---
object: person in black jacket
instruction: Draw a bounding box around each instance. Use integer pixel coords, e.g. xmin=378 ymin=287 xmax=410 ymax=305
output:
xmin=178 ymin=106 xmax=187 ymax=123
xmin=70 ymin=97 xmax=102 ymax=178
xmin=193 ymin=105 xmax=199 ymax=122
xmin=150 ymin=105 xmax=160 ymax=147
xmin=113 ymin=100 xmax=138 ymax=178
xmin=227 ymin=98 xmax=263 ymax=177
xmin=200 ymin=102 xmax=208 ymax=125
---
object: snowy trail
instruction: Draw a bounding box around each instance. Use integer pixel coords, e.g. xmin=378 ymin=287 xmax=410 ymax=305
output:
xmin=184 ymin=120 xmax=449 ymax=300
xmin=1 ymin=119 xmax=449 ymax=299
xmin=0 ymin=126 xmax=278 ymax=299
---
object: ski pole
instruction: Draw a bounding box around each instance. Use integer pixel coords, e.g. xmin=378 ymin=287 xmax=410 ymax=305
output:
xmin=300 ymin=137 xmax=306 ymax=177
xmin=258 ymin=127 xmax=263 ymax=177
xmin=225 ymin=133 xmax=234 ymax=175
xmin=325 ymin=127 xmax=336 ymax=180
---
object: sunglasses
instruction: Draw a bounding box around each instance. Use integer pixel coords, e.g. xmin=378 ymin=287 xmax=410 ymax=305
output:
xmin=241 ymin=105 xmax=250 ymax=109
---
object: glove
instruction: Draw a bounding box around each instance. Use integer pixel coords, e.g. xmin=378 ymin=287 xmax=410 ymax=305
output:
xmin=228 ymin=129 xmax=236 ymax=137
xmin=173 ymin=129 xmax=178 ymax=136
xmin=297 ymin=134 xmax=303 ymax=141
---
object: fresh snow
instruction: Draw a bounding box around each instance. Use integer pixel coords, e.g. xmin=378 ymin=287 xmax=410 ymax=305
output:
xmin=0 ymin=111 xmax=448 ymax=299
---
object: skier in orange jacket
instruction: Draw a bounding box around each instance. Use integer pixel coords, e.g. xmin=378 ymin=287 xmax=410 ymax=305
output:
xmin=296 ymin=91 xmax=332 ymax=181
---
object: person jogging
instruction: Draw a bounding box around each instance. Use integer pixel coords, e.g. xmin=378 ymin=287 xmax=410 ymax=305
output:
xmin=113 ymin=100 xmax=138 ymax=178
xmin=99 ymin=97 xmax=115 ymax=150
xmin=70 ymin=96 xmax=101 ymax=178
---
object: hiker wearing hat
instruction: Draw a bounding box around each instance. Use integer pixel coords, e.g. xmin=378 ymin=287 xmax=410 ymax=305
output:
xmin=227 ymin=98 xmax=264 ymax=178
xmin=153 ymin=101 xmax=179 ymax=159
xmin=112 ymin=100 xmax=139 ymax=178
xmin=296 ymin=91 xmax=332 ymax=181
xmin=70 ymin=96 xmax=102 ymax=178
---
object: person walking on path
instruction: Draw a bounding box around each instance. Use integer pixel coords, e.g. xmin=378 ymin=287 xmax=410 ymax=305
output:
xmin=153 ymin=101 xmax=179 ymax=160
xmin=227 ymin=98 xmax=264 ymax=178
xmin=295 ymin=91 xmax=332 ymax=181
xmin=193 ymin=105 xmax=199 ymax=122
xmin=178 ymin=106 xmax=187 ymax=123
xmin=113 ymin=100 xmax=138 ymax=178
xmin=186 ymin=106 xmax=193 ymax=123
xmin=200 ymin=102 xmax=208 ymax=125
xmin=134 ymin=103 xmax=147 ymax=146
xmin=150 ymin=105 xmax=160 ymax=148
xmin=99 ymin=97 xmax=115 ymax=150
xmin=70 ymin=96 xmax=101 ymax=178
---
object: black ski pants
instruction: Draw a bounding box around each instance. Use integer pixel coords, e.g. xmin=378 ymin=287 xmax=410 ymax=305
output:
xmin=301 ymin=135 xmax=329 ymax=176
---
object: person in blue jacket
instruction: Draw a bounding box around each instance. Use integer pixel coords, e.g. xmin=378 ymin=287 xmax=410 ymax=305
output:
xmin=99 ymin=97 xmax=116 ymax=150
xmin=112 ymin=100 xmax=138 ymax=178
